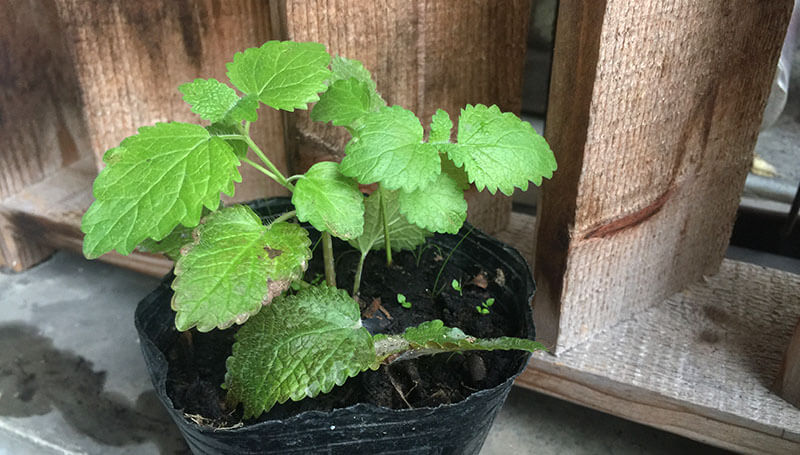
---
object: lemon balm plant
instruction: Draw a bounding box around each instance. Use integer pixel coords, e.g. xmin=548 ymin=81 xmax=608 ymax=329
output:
xmin=81 ymin=41 xmax=556 ymax=419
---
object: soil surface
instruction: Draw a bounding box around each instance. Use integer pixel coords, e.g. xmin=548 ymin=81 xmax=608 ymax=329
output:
xmin=166 ymin=237 xmax=528 ymax=427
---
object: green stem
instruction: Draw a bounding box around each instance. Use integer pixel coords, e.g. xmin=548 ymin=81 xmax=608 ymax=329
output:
xmin=352 ymin=252 xmax=367 ymax=297
xmin=242 ymin=158 xmax=279 ymax=181
xmin=322 ymin=232 xmax=336 ymax=287
xmin=268 ymin=210 xmax=296 ymax=227
xmin=379 ymin=185 xmax=392 ymax=265
xmin=242 ymin=134 xmax=294 ymax=192
xmin=432 ymin=225 xmax=475 ymax=296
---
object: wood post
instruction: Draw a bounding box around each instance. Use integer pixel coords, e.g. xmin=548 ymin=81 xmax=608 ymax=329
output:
xmin=272 ymin=0 xmax=532 ymax=234
xmin=776 ymin=318 xmax=800 ymax=408
xmin=534 ymin=1 xmax=794 ymax=353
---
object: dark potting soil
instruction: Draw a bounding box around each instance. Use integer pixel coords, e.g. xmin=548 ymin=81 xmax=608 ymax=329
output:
xmin=166 ymin=241 xmax=525 ymax=428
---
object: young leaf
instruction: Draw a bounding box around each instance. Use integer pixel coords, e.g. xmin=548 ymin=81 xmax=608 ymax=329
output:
xmin=329 ymin=55 xmax=385 ymax=109
xmin=137 ymin=225 xmax=193 ymax=260
xmin=225 ymin=285 xmax=375 ymax=418
xmin=310 ymin=78 xmax=373 ymax=128
xmin=349 ymin=190 xmax=430 ymax=254
xmin=81 ymin=122 xmax=241 ymax=259
xmin=397 ymin=172 xmax=467 ymax=234
xmin=179 ymin=78 xmax=258 ymax=125
xmin=429 ymin=109 xmax=452 ymax=143
xmin=227 ymin=41 xmax=331 ymax=112
xmin=373 ymin=319 xmax=546 ymax=365
xmin=292 ymin=161 xmax=364 ymax=239
xmin=340 ymin=106 xmax=440 ymax=191
xmin=171 ymin=205 xmax=311 ymax=332
xmin=449 ymin=104 xmax=557 ymax=195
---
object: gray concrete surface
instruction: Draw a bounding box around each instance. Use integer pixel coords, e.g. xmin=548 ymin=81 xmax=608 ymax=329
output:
xmin=0 ymin=250 xmax=734 ymax=454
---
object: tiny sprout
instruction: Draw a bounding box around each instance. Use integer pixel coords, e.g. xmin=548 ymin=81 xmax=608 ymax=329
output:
xmin=397 ymin=293 xmax=412 ymax=309
xmin=451 ymin=279 xmax=462 ymax=295
xmin=476 ymin=297 xmax=495 ymax=315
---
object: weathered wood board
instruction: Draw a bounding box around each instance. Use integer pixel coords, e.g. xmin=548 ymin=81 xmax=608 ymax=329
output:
xmin=534 ymin=0 xmax=794 ymax=353
xmin=775 ymin=318 xmax=800 ymax=408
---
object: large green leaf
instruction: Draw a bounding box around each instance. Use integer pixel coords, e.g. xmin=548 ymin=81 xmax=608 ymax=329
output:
xmin=81 ymin=122 xmax=241 ymax=258
xmin=448 ymin=104 xmax=556 ymax=195
xmin=340 ymin=106 xmax=441 ymax=192
xmin=398 ymin=172 xmax=467 ymax=234
xmin=226 ymin=41 xmax=331 ymax=112
xmin=349 ymin=189 xmax=429 ymax=254
xmin=171 ymin=205 xmax=311 ymax=332
xmin=373 ymin=320 xmax=546 ymax=365
xmin=292 ymin=161 xmax=364 ymax=240
xmin=225 ymin=285 xmax=375 ymax=418
xmin=179 ymin=78 xmax=258 ymax=125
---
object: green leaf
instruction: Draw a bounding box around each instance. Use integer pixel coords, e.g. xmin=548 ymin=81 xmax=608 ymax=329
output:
xmin=340 ymin=106 xmax=440 ymax=191
xmin=137 ymin=225 xmax=192 ymax=260
xmin=81 ymin=122 xmax=241 ymax=259
xmin=227 ymin=41 xmax=331 ymax=112
xmin=373 ymin=319 xmax=546 ymax=365
xmin=179 ymin=78 xmax=259 ymax=125
xmin=171 ymin=205 xmax=311 ymax=332
xmin=349 ymin=189 xmax=430 ymax=254
xmin=398 ymin=172 xmax=467 ymax=234
xmin=310 ymin=78 xmax=373 ymax=128
xmin=449 ymin=104 xmax=556 ymax=195
xmin=225 ymin=284 xmax=375 ymax=418
xmin=429 ymin=109 xmax=452 ymax=143
xmin=440 ymin=157 xmax=471 ymax=191
xmin=329 ymin=56 xmax=385 ymax=109
xmin=206 ymin=123 xmax=248 ymax=158
xmin=292 ymin=161 xmax=364 ymax=239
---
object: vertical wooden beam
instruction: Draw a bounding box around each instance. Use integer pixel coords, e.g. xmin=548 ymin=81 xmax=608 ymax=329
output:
xmin=54 ymin=0 xmax=288 ymax=203
xmin=776 ymin=318 xmax=800 ymax=408
xmin=274 ymin=0 xmax=531 ymax=234
xmin=534 ymin=1 xmax=793 ymax=353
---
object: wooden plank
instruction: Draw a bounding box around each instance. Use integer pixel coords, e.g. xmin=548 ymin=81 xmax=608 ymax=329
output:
xmin=53 ymin=0 xmax=288 ymax=203
xmin=514 ymin=258 xmax=800 ymax=454
xmin=274 ymin=0 xmax=530 ymax=234
xmin=775 ymin=318 xmax=800 ymax=408
xmin=0 ymin=158 xmax=172 ymax=277
xmin=534 ymin=1 xmax=794 ymax=353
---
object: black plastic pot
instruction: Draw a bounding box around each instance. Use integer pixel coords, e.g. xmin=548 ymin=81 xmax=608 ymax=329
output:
xmin=135 ymin=198 xmax=536 ymax=455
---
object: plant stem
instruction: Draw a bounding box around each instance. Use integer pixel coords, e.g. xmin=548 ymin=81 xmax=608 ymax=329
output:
xmin=379 ymin=185 xmax=392 ymax=265
xmin=352 ymin=252 xmax=367 ymax=297
xmin=242 ymin=158 xmax=279 ymax=181
xmin=322 ymin=232 xmax=336 ymax=287
xmin=268 ymin=210 xmax=296 ymax=227
xmin=242 ymin=134 xmax=294 ymax=192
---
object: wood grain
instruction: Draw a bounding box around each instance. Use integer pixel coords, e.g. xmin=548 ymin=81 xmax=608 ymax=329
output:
xmin=534 ymin=1 xmax=794 ymax=353
xmin=517 ymin=259 xmax=800 ymax=454
xmin=274 ymin=0 xmax=530 ymax=233
xmin=775 ymin=318 xmax=800 ymax=408
xmin=0 ymin=157 xmax=172 ymax=276
xmin=53 ymin=0 xmax=288 ymax=203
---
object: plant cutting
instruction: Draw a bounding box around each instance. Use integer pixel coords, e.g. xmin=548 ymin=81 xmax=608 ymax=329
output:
xmin=81 ymin=40 xmax=556 ymax=451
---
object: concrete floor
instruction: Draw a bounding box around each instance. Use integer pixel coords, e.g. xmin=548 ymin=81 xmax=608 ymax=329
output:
xmin=0 ymin=250 xmax=734 ymax=455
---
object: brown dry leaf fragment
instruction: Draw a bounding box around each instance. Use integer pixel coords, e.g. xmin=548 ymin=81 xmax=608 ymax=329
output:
xmin=363 ymin=297 xmax=382 ymax=318
xmin=471 ymin=271 xmax=489 ymax=289
xmin=378 ymin=303 xmax=393 ymax=320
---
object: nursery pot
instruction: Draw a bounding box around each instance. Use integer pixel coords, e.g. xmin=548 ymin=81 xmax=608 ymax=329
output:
xmin=135 ymin=198 xmax=537 ymax=455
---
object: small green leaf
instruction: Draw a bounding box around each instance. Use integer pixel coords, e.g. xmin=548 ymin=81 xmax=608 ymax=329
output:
xmin=137 ymin=225 xmax=193 ymax=260
xmin=225 ymin=284 xmax=375 ymax=418
xmin=373 ymin=320 xmax=546 ymax=364
xmin=340 ymin=106 xmax=441 ymax=192
xmin=329 ymin=56 xmax=385 ymax=109
xmin=440 ymin=157 xmax=471 ymax=191
xmin=349 ymin=189 xmax=430 ymax=254
xmin=292 ymin=161 xmax=364 ymax=239
xmin=171 ymin=205 xmax=311 ymax=332
xmin=310 ymin=78 xmax=373 ymax=128
xmin=485 ymin=298 xmax=495 ymax=307
xmin=397 ymin=172 xmax=467 ymax=234
xmin=206 ymin=123 xmax=248 ymax=158
xmin=227 ymin=41 xmax=331 ymax=112
xmin=449 ymin=104 xmax=556 ymax=195
xmin=429 ymin=109 xmax=452 ymax=143
xmin=179 ymin=78 xmax=259 ymax=125
xmin=81 ymin=122 xmax=241 ymax=259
